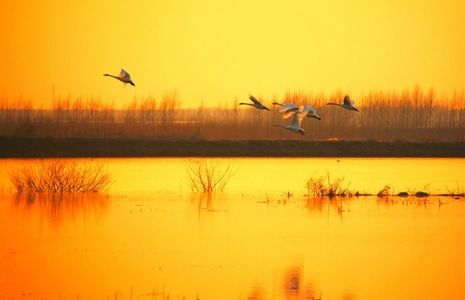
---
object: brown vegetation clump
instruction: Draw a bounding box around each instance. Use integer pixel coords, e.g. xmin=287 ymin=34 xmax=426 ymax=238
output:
xmin=415 ymin=191 xmax=429 ymax=197
xmin=9 ymin=159 xmax=112 ymax=193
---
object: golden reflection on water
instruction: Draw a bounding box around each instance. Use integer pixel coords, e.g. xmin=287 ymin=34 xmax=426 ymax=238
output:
xmin=1 ymin=191 xmax=465 ymax=299
xmin=1 ymin=158 xmax=465 ymax=299
xmin=0 ymin=192 xmax=110 ymax=299
xmin=11 ymin=192 xmax=109 ymax=227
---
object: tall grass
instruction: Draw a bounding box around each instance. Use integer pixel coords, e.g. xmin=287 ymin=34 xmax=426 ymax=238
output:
xmin=9 ymin=159 xmax=112 ymax=192
xmin=1 ymin=86 xmax=464 ymax=141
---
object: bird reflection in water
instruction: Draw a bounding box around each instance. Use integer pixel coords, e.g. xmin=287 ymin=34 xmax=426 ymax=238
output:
xmin=247 ymin=266 xmax=323 ymax=300
xmin=283 ymin=266 xmax=321 ymax=299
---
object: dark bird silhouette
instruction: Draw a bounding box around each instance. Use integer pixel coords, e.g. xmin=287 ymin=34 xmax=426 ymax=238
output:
xmin=326 ymin=95 xmax=358 ymax=111
xmin=103 ymin=68 xmax=135 ymax=86
xmin=239 ymin=95 xmax=270 ymax=111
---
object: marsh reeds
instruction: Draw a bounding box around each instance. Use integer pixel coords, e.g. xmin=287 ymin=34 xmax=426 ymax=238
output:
xmin=186 ymin=159 xmax=237 ymax=192
xmin=9 ymin=159 xmax=112 ymax=192
xmin=0 ymin=86 xmax=464 ymax=141
xmin=305 ymin=173 xmax=352 ymax=197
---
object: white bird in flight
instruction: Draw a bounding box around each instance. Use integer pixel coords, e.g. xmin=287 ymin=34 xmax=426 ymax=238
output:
xmin=273 ymin=105 xmax=308 ymax=135
xmin=302 ymin=104 xmax=321 ymax=120
xmin=239 ymin=95 xmax=270 ymax=111
xmin=103 ymin=68 xmax=135 ymax=86
xmin=273 ymin=102 xmax=321 ymax=120
xmin=326 ymin=95 xmax=358 ymax=111
xmin=273 ymin=102 xmax=301 ymax=119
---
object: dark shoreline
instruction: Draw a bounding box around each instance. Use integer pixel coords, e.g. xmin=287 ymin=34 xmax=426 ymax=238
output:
xmin=1 ymin=137 xmax=464 ymax=158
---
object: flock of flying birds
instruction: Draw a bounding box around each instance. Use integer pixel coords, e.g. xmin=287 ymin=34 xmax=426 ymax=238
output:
xmin=239 ymin=94 xmax=359 ymax=136
xmin=103 ymin=68 xmax=359 ymax=136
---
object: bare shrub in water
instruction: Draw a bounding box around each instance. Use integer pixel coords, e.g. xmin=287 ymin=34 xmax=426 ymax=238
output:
xmin=186 ymin=159 xmax=237 ymax=192
xmin=9 ymin=159 xmax=112 ymax=192
xmin=306 ymin=173 xmax=351 ymax=197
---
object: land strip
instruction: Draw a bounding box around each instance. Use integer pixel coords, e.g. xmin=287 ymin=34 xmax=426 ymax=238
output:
xmin=1 ymin=137 xmax=464 ymax=158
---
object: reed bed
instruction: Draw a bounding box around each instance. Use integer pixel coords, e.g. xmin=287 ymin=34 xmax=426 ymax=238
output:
xmin=1 ymin=86 xmax=464 ymax=141
xmin=304 ymin=173 xmax=463 ymax=199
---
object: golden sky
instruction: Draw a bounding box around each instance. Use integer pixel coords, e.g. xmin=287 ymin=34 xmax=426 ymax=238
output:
xmin=2 ymin=0 xmax=465 ymax=108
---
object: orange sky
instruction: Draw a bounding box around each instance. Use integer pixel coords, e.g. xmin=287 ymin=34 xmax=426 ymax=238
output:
xmin=1 ymin=0 xmax=465 ymax=108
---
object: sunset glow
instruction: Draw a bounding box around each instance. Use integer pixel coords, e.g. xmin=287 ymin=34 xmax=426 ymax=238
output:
xmin=2 ymin=0 xmax=465 ymax=108
xmin=1 ymin=2 xmax=464 ymax=297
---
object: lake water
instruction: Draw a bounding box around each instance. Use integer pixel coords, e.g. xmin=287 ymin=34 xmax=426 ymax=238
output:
xmin=0 ymin=158 xmax=464 ymax=299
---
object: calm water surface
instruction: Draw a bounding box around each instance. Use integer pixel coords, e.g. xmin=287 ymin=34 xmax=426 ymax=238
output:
xmin=0 ymin=158 xmax=464 ymax=299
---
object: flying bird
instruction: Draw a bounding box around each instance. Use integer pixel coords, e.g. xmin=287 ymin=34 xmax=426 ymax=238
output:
xmin=302 ymin=105 xmax=321 ymax=120
xmin=326 ymin=95 xmax=358 ymax=111
xmin=103 ymin=68 xmax=135 ymax=86
xmin=273 ymin=102 xmax=298 ymax=117
xmin=273 ymin=102 xmax=298 ymax=111
xmin=239 ymin=95 xmax=270 ymax=111
xmin=273 ymin=105 xmax=308 ymax=135
xmin=273 ymin=102 xmax=321 ymax=120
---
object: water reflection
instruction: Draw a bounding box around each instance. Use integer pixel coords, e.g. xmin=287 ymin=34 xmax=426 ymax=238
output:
xmin=246 ymin=265 xmax=326 ymax=300
xmin=1 ymin=157 xmax=465 ymax=299
xmin=281 ymin=266 xmax=317 ymax=300
xmin=304 ymin=196 xmax=327 ymax=212
xmin=11 ymin=192 xmax=109 ymax=227
xmin=188 ymin=191 xmax=230 ymax=213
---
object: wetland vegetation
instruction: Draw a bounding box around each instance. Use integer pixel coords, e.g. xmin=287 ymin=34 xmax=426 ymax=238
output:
xmin=186 ymin=159 xmax=237 ymax=192
xmin=1 ymin=86 xmax=464 ymax=142
xmin=9 ymin=159 xmax=112 ymax=192
xmin=1 ymin=157 xmax=464 ymax=299
xmin=1 ymin=86 xmax=464 ymax=158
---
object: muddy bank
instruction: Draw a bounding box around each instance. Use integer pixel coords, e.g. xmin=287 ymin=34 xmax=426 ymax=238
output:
xmin=0 ymin=137 xmax=464 ymax=158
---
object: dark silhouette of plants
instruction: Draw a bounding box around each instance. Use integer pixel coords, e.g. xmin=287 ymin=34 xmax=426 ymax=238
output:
xmin=444 ymin=182 xmax=465 ymax=197
xmin=377 ymin=185 xmax=391 ymax=197
xmin=1 ymin=85 xmax=464 ymax=141
xmin=9 ymin=159 xmax=112 ymax=192
xmin=186 ymin=159 xmax=237 ymax=192
xmin=406 ymin=184 xmax=431 ymax=198
xmin=305 ymin=172 xmax=352 ymax=197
